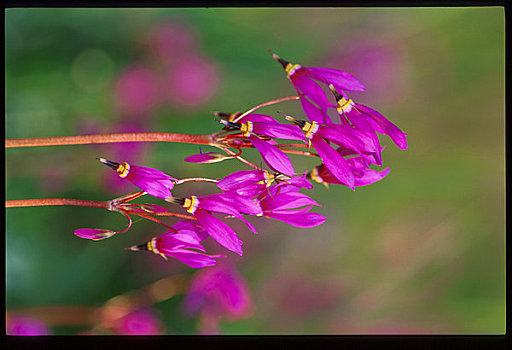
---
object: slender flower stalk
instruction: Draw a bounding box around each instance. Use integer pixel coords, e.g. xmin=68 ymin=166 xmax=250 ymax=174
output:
xmin=5 ymin=132 xmax=217 ymax=149
xmin=5 ymin=198 xmax=110 ymax=209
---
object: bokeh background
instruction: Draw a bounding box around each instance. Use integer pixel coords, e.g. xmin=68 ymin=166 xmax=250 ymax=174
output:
xmin=5 ymin=8 xmax=505 ymax=334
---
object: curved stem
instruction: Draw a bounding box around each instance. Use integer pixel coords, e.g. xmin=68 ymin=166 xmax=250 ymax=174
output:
xmin=220 ymin=147 xmax=259 ymax=170
xmin=176 ymin=177 xmax=219 ymax=185
xmin=6 ymin=198 xmax=110 ymax=209
xmin=233 ymin=95 xmax=301 ymax=123
xmin=5 ymin=132 xmax=216 ymax=149
xmin=280 ymin=149 xmax=319 ymax=157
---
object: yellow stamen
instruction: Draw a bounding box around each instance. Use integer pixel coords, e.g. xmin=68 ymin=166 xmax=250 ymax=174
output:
xmin=285 ymin=63 xmax=301 ymax=78
xmin=336 ymin=98 xmax=354 ymax=114
xmin=183 ymin=196 xmax=199 ymax=214
xmin=310 ymin=167 xmax=324 ymax=184
xmin=302 ymin=121 xmax=319 ymax=140
xmin=116 ymin=162 xmax=130 ymax=178
xmin=264 ymin=171 xmax=275 ymax=187
xmin=240 ymin=121 xmax=254 ymax=137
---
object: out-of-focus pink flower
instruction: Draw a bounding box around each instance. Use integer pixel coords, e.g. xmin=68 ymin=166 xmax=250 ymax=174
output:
xmin=113 ymin=308 xmax=163 ymax=335
xmin=184 ymin=265 xmax=254 ymax=333
xmin=113 ymin=65 xmax=160 ymax=117
xmin=146 ymin=22 xmax=198 ymax=65
xmin=322 ymin=36 xmax=409 ymax=104
xmin=6 ymin=316 xmax=50 ymax=335
xmin=163 ymin=54 xmax=219 ymax=107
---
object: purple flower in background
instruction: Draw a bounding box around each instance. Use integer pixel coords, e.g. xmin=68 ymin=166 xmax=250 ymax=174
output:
xmin=98 ymin=158 xmax=177 ymax=199
xmin=147 ymin=22 xmax=198 ymax=66
xmin=330 ymin=85 xmax=408 ymax=150
xmin=270 ymin=50 xmax=365 ymax=112
xmin=258 ymin=183 xmax=326 ymax=228
xmin=127 ymin=220 xmax=225 ymax=268
xmin=168 ymin=193 xmax=262 ymax=256
xmin=6 ymin=316 xmax=50 ymax=335
xmin=113 ymin=308 xmax=163 ymax=335
xmin=309 ymin=150 xmax=390 ymax=188
xmin=113 ymin=65 xmax=160 ymax=117
xmin=164 ymin=54 xmax=219 ymax=107
xmin=184 ymin=265 xmax=254 ymax=333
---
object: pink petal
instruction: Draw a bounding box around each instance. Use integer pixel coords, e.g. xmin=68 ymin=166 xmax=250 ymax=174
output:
xmin=194 ymin=209 xmax=243 ymax=256
xmin=250 ymin=135 xmax=295 ymax=176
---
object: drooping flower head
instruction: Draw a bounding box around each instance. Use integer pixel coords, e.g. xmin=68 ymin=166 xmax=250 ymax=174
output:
xmin=127 ymin=220 xmax=225 ymax=269
xmin=168 ymin=193 xmax=262 ymax=256
xmin=309 ymin=149 xmax=391 ymax=188
xmin=98 ymin=158 xmax=177 ymax=199
xmin=329 ymin=85 xmax=408 ymax=150
xmin=269 ymin=50 xmax=365 ymax=112
xmin=257 ymin=183 xmax=326 ymax=228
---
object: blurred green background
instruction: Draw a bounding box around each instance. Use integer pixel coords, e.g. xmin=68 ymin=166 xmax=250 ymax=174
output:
xmin=5 ymin=8 xmax=505 ymax=334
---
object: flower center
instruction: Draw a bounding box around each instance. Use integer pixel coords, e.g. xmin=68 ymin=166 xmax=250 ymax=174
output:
xmin=147 ymin=237 xmax=161 ymax=255
xmin=183 ymin=196 xmax=200 ymax=214
xmin=264 ymin=171 xmax=275 ymax=187
xmin=285 ymin=63 xmax=301 ymax=78
xmin=310 ymin=167 xmax=324 ymax=184
xmin=116 ymin=162 xmax=130 ymax=178
xmin=302 ymin=121 xmax=319 ymax=139
xmin=337 ymin=98 xmax=354 ymax=114
xmin=240 ymin=121 xmax=254 ymax=137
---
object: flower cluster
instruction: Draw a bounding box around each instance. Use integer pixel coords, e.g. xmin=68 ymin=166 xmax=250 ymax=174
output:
xmin=74 ymin=51 xmax=407 ymax=269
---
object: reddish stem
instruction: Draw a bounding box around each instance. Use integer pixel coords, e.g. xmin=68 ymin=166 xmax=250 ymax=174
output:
xmin=6 ymin=198 xmax=109 ymax=209
xmin=5 ymin=132 xmax=216 ymax=148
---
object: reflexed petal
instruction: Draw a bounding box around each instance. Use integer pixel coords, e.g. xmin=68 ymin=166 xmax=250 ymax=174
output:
xmin=266 ymin=211 xmax=326 ymax=228
xmin=194 ymin=209 xmax=243 ymax=256
xmin=217 ymin=170 xmax=266 ymax=193
xmin=250 ymin=135 xmax=295 ymax=176
xmin=312 ymin=136 xmax=355 ymax=190
xmin=170 ymin=250 xmax=225 ymax=269
xmin=185 ymin=152 xmax=230 ymax=163
xmin=172 ymin=220 xmax=209 ymax=241
xmin=237 ymin=113 xmax=276 ymax=123
xmin=252 ymin=122 xmax=307 ymax=142
xmin=305 ymin=66 xmax=366 ymax=92
xmin=291 ymin=71 xmax=329 ymax=111
xmin=300 ymin=97 xmax=331 ymax=124
xmin=355 ymin=167 xmax=390 ymax=187
xmin=357 ymin=104 xmax=408 ymax=150
xmin=74 ymin=228 xmax=116 ymax=240
xmin=262 ymin=192 xmax=320 ymax=211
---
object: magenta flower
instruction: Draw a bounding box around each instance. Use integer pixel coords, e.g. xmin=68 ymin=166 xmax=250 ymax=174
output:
xmin=285 ymin=116 xmax=379 ymax=190
xmin=98 ymin=158 xmax=177 ymax=199
xmin=113 ymin=65 xmax=160 ymax=117
xmin=184 ymin=151 xmax=232 ymax=164
xmin=184 ymin=265 xmax=254 ymax=329
xmin=113 ymin=307 xmax=163 ymax=335
xmin=309 ymin=150 xmax=390 ymax=188
xmin=169 ymin=193 xmax=262 ymax=256
xmin=74 ymin=211 xmax=132 ymax=241
xmin=330 ymin=85 xmax=408 ymax=150
xmin=219 ymin=113 xmax=302 ymax=176
xmin=270 ymin=50 xmax=365 ymax=112
xmin=127 ymin=221 xmax=225 ymax=269
xmin=257 ymin=183 xmax=326 ymax=228
xmin=164 ymin=54 xmax=219 ymax=107
xmin=217 ymin=169 xmax=312 ymax=198
xmin=7 ymin=316 xmax=50 ymax=335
